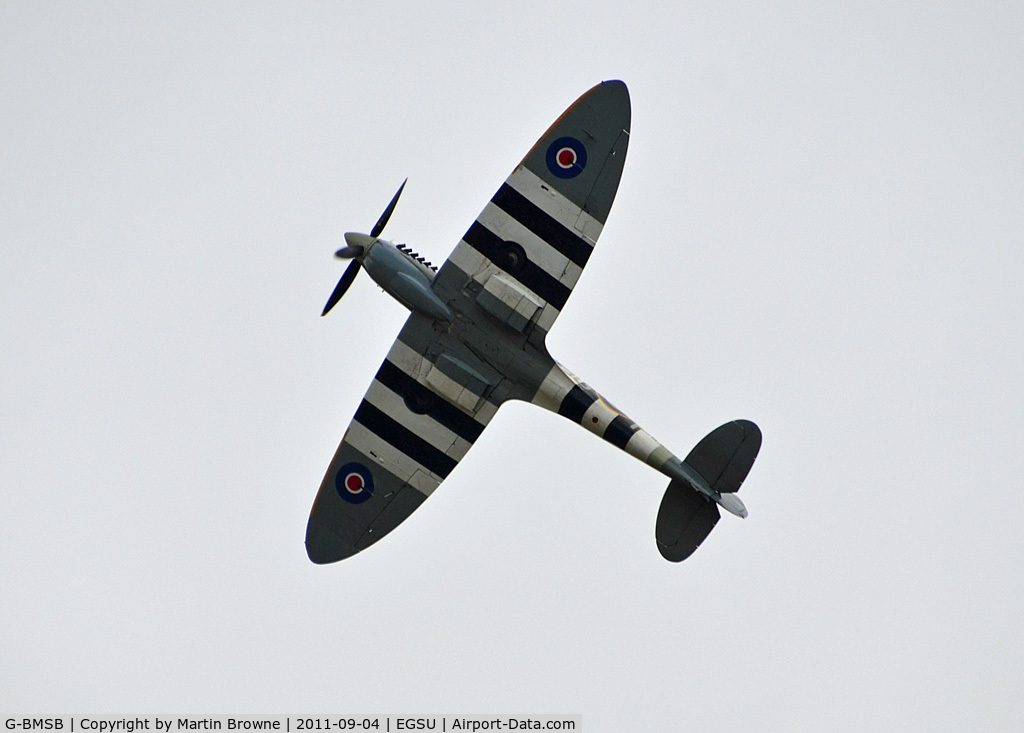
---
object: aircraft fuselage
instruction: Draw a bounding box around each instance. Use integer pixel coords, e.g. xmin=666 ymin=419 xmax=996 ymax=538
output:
xmin=351 ymin=234 xmax=453 ymax=323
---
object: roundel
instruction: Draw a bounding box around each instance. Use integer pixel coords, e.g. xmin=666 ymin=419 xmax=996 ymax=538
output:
xmin=335 ymin=462 xmax=374 ymax=504
xmin=546 ymin=136 xmax=588 ymax=179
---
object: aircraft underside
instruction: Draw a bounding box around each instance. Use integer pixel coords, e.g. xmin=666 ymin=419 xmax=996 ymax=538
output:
xmin=307 ymin=80 xmax=761 ymax=564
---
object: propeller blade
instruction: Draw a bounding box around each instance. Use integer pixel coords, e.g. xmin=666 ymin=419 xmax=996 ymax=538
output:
xmin=370 ymin=178 xmax=407 ymax=238
xmin=321 ymin=260 xmax=361 ymax=316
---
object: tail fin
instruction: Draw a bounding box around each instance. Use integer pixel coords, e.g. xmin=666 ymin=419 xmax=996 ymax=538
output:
xmin=656 ymin=420 xmax=762 ymax=562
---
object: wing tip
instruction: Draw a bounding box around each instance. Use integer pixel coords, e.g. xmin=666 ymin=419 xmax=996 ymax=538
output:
xmin=305 ymin=520 xmax=359 ymax=564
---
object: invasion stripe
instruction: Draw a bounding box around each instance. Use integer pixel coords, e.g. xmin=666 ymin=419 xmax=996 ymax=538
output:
xmin=374 ymin=360 xmax=485 ymax=443
xmin=384 ymin=337 xmax=502 ymax=425
xmin=492 ymin=184 xmax=592 ymax=268
xmin=341 ymin=422 xmax=441 ymax=495
xmin=476 ymin=203 xmax=581 ymax=288
xmin=462 ymin=221 xmax=571 ymax=310
xmin=558 ymin=384 xmax=597 ymax=424
xmin=508 ymin=166 xmax=604 ymax=239
xmin=603 ymin=415 xmax=640 ymax=449
xmin=363 ymin=381 xmax=469 ymax=459
xmin=353 ymin=400 xmax=458 ymax=478
xmin=437 ymin=250 xmax=562 ymax=339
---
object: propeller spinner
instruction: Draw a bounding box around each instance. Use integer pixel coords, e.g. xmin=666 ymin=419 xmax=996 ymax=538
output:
xmin=321 ymin=179 xmax=407 ymax=317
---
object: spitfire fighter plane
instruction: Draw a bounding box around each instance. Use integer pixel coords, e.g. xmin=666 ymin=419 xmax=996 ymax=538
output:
xmin=308 ymin=80 xmax=761 ymax=564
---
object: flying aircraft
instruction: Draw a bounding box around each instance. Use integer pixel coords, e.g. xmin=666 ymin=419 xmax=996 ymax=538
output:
xmin=307 ymin=80 xmax=761 ymax=564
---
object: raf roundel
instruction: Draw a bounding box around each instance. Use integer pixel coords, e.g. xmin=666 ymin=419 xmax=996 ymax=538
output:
xmin=546 ymin=136 xmax=588 ymax=179
xmin=335 ymin=462 xmax=374 ymax=504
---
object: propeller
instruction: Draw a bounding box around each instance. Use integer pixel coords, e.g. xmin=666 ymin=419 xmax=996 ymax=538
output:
xmin=371 ymin=178 xmax=406 ymax=238
xmin=321 ymin=179 xmax=407 ymax=317
xmin=320 ymin=259 xmax=361 ymax=316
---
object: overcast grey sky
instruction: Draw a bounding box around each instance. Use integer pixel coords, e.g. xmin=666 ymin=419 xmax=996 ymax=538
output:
xmin=3 ymin=2 xmax=1023 ymax=730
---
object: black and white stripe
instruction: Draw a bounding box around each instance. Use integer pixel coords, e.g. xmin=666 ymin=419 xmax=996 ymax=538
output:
xmin=342 ymin=337 xmax=497 ymax=496
xmin=556 ymin=387 xmax=641 ymax=449
xmin=462 ymin=221 xmax=571 ymax=310
xmin=603 ymin=415 xmax=641 ymax=449
xmin=490 ymin=183 xmax=593 ymax=268
xmin=374 ymin=359 xmax=484 ymax=444
xmin=439 ymin=167 xmax=604 ymax=337
xmin=557 ymin=384 xmax=597 ymax=423
xmin=352 ymin=399 xmax=458 ymax=479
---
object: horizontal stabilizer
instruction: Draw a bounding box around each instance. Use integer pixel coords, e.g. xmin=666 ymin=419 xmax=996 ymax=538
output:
xmin=683 ymin=419 xmax=761 ymax=494
xmin=656 ymin=481 xmax=720 ymax=562
xmin=655 ymin=420 xmax=761 ymax=562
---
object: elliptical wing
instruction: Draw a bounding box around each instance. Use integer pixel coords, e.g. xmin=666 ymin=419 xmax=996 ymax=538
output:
xmin=306 ymin=314 xmax=501 ymax=563
xmin=432 ymin=81 xmax=630 ymax=345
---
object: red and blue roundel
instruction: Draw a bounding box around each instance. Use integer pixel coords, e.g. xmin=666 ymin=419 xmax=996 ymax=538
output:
xmin=546 ymin=136 xmax=587 ymax=179
xmin=335 ymin=462 xmax=374 ymax=504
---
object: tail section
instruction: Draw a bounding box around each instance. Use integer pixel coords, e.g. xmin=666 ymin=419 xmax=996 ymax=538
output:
xmin=530 ymin=362 xmax=762 ymax=562
xmin=532 ymin=361 xmax=676 ymax=471
xmin=656 ymin=420 xmax=761 ymax=562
